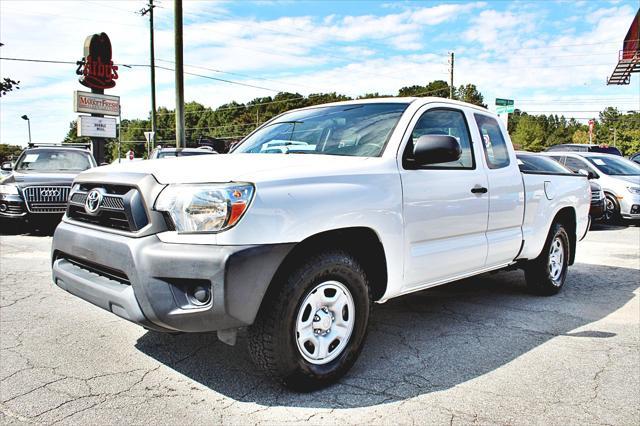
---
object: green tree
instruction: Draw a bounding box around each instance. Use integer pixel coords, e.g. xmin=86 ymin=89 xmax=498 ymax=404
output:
xmin=398 ymin=80 xmax=451 ymax=98
xmin=457 ymin=84 xmax=486 ymax=108
xmin=0 ymin=144 xmax=23 ymax=163
xmin=511 ymin=115 xmax=546 ymax=151
xmin=572 ymin=129 xmax=589 ymax=144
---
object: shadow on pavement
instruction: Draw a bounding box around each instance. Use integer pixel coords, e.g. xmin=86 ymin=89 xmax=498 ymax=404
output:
xmin=135 ymin=262 xmax=637 ymax=408
xmin=0 ymin=218 xmax=59 ymax=236
xmin=590 ymin=219 xmax=639 ymax=231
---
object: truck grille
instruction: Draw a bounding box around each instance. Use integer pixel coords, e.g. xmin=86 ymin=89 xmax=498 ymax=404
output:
xmin=23 ymin=186 xmax=71 ymax=214
xmin=66 ymin=184 xmax=149 ymax=233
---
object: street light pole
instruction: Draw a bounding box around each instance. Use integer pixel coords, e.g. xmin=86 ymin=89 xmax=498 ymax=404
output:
xmin=21 ymin=115 xmax=31 ymax=144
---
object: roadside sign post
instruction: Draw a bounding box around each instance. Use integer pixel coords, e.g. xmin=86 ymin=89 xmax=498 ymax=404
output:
xmin=144 ymin=131 xmax=156 ymax=158
xmin=75 ymin=32 xmax=119 ymax=165
xmin=495 ymin=98 xmax=515 ymax=127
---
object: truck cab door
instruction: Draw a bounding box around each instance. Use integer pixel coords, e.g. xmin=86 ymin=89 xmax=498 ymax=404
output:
xmin=472 ymin=113 xmax=525 ymax=267
xmin=399 ymin=105 xmax=489 ymax=290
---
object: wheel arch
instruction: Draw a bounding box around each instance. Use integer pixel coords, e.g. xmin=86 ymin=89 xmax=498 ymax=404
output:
xmin=265 ymin=227 xmax=388 ymax=303
xmin=552 ymin=207 xmax=577 ymax=265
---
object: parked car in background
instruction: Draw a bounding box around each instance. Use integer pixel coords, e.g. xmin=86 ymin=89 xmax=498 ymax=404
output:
xmin=149 ymin=146 xmax=217 ymax=159
xmin=516 ymin=152 xmax=605 ymax=222
xmin=0 ymin=165 xmax=13 ymax=180
xmin=543 ymin=152 xmax=640 ymax=222
xmin=52 ymin=98 xmax=590 ymax=390
xmin=545 ymin=144 xmax=622 ymax=156
xmin=630 ymin=152 xmax=640 ymax=164
xmin=0 ymin=144 xmax=96 ymax=225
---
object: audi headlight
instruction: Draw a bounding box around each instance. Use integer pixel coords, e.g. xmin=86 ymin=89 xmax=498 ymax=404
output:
xmin=0 ymin=184 xmax=19 ymax=195
xmin=155 ymin=183 xmax=254 ymax=233
xmin=627 ymin=187 xmax=640 ymax=195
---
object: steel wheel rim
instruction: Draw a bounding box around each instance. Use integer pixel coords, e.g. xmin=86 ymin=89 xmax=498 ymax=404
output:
xmin=548 ymin=236 xmax=565 ymax=285
xmin=295 ymin=280 xmax=355 ymax=365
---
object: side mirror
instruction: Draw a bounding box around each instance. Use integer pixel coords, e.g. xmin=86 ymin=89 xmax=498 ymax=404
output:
xmin=1 ymin=162 xmax=12 ymax=171
xmin=578 ymin=169 xmax=597 ymax=179
xmin=413 ymin=135 xmax=461 ymax=166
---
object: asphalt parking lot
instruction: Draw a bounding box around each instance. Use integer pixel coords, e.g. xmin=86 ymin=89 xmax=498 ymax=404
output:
xmin=1 ymin=222 xmax=638 ymax=425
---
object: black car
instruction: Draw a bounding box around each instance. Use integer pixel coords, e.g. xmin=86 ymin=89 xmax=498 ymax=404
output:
xmin=545 ymin=144 xmax=622 ymax=156
xmin=0 ymin=144 xmax=96 ymax=225
xmin=516 ymin=151 xmax=605 ymax=222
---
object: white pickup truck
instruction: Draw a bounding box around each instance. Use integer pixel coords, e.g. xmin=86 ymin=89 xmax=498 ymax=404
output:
xmin=51 ymin=98 xmax=590 ymax=390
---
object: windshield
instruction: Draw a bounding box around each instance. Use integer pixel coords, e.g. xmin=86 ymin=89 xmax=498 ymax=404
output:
xmin=157 ymin=150 xmax=213 ymax=158
xmin=517 ymin=154 xmax=571 ymax=174
xmin=586 ymin=155 xmax=640 ymax=176
xmin=15 ymin=150 xmax=94 ymax=172
xmin=233 ymin=103 xmax=409 ymax=157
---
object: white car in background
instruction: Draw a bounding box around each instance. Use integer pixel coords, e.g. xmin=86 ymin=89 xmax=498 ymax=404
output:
xmin=542 ymin=152 xmax=640 ymax=222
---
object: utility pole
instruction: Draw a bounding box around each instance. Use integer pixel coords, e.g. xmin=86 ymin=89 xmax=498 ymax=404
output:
xmin=448 ymin=52 xmax=454 ymax=99
xmin=140 ymin=0 xmax=157 ymax=150
xmin=174 ymin=0 xmax=185 ymax=148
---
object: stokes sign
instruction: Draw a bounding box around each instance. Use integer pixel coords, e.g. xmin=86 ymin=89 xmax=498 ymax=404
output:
xmin=76 ymin=32 xmax=118 ymax=91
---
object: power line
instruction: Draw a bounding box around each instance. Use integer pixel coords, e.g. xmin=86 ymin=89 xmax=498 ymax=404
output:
xmin=156 ymin=58 xmax=322 ymax=92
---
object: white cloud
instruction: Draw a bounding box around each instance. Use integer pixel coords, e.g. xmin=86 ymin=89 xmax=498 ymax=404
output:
xmin=1 ymin=0 xmax=638 ymax=146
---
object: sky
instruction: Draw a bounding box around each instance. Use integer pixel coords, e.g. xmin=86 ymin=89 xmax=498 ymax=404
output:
xmin=0 ymin=0 xmax=638 ymax=146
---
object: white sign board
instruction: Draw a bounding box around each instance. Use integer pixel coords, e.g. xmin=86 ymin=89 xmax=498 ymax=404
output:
xmin=144 ymin=131 xmax=155 ymax=143
xmin=77 ymin=116 xmax=117 ymax=138
xmin=74 ymin=91 xmax=120 ymax=116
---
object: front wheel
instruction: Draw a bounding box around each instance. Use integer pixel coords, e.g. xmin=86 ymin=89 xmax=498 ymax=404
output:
xmin=604 ymin=194 xmax=621 ymax=223
xmin=248 ymin=250 xmax=371 ymax=390
xmin=524 ymin=222 xmax=570 ymax=296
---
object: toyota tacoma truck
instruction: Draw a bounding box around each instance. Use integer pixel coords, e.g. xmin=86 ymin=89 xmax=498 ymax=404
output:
xmin=51 ymin=98 xmax=590 ymax=390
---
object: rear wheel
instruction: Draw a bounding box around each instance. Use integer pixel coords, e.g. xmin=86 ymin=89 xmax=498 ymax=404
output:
xmin=524 ymin=223 xmax=570 ymax=296
xmin=248 ymin=250 xmax=371 ymax=390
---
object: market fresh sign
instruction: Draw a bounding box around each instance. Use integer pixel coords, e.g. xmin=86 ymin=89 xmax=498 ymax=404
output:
xmin=77 ymin=116 xmax=117 ymax=138
xmin=74 ymin=91 xmax=119 ymax=116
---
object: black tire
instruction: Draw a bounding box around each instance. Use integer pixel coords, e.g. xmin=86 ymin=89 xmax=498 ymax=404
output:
xmin=524 ymin=222 xmax=570 ymax=296
xmin=248 ymin=250 xmax=371 ymax=391
xmin=603 ymin=193 xmax=621 ymax=224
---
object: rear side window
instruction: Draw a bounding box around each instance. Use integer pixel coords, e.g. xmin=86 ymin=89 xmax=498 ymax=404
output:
xmin=516 ymin=155 xmax=572 ymax=173
xmin=474 ymin=114 xmax=510 ymax=169
xmin=564 ymin=157 xmax=590 ymax=173
xmin=404 ymin=108 xmax=474 ymax=169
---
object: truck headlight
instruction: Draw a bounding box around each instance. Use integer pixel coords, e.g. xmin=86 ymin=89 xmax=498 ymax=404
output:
xmin=628 ymin=187 xmax=640 ymax=195
xmin=0 ymin=184 xmax=19 ymax=195
xmin=155 ymin=183 xmax=254 ymax=233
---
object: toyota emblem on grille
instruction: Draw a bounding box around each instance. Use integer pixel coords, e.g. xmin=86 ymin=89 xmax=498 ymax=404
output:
xmin=40 ymin=189 xmax=61 ymax=197
xmin=85 ymin=189 xmax=103 ymax=215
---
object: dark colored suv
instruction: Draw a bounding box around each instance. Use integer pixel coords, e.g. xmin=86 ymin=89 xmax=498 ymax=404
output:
xmin=545 ymin=144 xmax=622 ymax=156
xmin=0 ymin=144 xmax=96 ymax=224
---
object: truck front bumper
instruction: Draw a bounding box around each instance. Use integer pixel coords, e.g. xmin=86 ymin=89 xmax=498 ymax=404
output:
xmin=52 ymin=221 xmax=293 ymax=333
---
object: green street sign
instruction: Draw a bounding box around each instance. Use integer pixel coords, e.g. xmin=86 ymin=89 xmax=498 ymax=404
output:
xmin=495 ymin=98 xmax=514 ymax=106
xmin=496 ymin=105 xmax=515 ymax=114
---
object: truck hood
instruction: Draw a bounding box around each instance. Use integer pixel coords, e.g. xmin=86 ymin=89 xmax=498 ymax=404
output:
xmin=86 ymin=154 xmax=379 ymax=184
